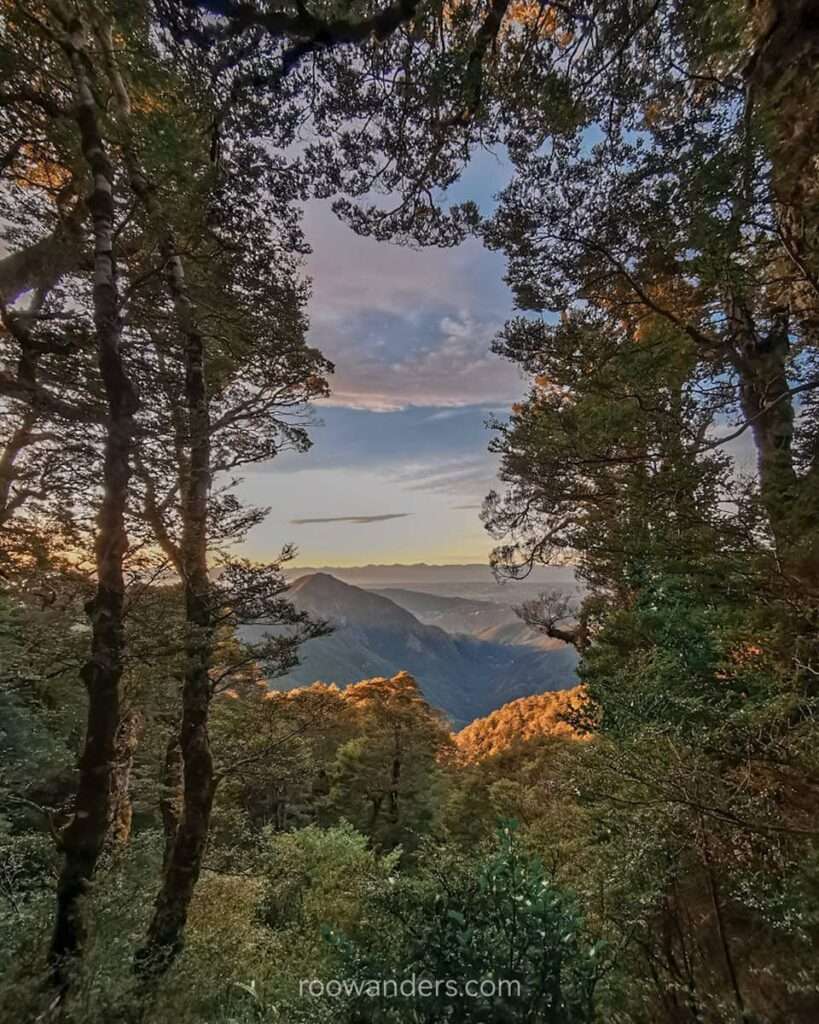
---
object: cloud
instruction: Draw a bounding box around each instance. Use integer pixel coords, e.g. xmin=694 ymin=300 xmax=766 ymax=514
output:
xmin=390 ymin=455 xmax=500 ymax=496
xmin=316 ymin=312 xmax=526 ymax=412
xmin=452 ymin=504 xmax=482 ymax=510
xmin=264 ymin=404 xmax=501 ymax=481
xmin=423 ymin=408 xmax=471 ymax=423
xmin=290 ymin=513 xmax=412 ymax=525
xmin=304 ymin=198 xmax=510 ymax=326
xmin=302 ymin=198 xmax=523 ymax=412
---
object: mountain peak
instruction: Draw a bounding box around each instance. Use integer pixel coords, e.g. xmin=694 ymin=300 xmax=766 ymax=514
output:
xmin=288 ymin=573 xmax=420 ymax=629
xmin=290 ymin=571 xmax=342 ymax=591
xmin=249 ymin=571 xmax=579 ymax=726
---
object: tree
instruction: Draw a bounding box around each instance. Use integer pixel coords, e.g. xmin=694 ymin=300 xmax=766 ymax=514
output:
xmin=484 ymin=0 xmax=819 ymax=590
xmin=82 ymin=16 xmax=333 ymax=968
xmin=326 ymin=672 xmax=453 ymax=854
xmin=0 ymin=3 xmax=144 ymax=980
xmin=333 ymin=825 xmax=602 ymax=1023
xmin=1 ymin=0 xmax=331 ymax=983
xmin=481 ymin=4 xmax=819 ymax=1020
xmin=208 ymin=672 xmax=454 ymax=855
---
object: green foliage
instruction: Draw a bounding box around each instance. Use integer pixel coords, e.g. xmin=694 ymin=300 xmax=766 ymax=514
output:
xmin=208 ymin=674 xmax=453 ymax=858
xmin=329 ymin=825 xmax=601 ymax=1023
xmin=256 ymin=822 xmax=401 ymax=936
xmin=581 ymin=575 xmax=809 ymax=742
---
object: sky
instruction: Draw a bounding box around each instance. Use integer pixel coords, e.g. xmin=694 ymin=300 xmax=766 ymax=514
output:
xmin=237 ymin=151 xmax=528 ymax=568
xmin=233 ymin=140 xmax=763 ymax=570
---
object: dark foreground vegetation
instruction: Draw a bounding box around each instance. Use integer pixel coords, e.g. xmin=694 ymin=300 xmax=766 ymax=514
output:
xmin=1 ymin=1 xmax=818 ymax=1021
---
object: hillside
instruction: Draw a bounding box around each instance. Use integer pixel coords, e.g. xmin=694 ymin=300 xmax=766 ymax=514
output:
xmin=455 ymin=687 xmax=587 ymax=761
xmin=372 ymin=588 xmax=562 ymax=649
xmin=242 ymin=574 xmax=578 ymax=726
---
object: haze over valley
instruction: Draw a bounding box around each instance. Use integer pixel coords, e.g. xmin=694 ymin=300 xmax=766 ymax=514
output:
xmin=244 ymin=570 xmax=579 ymax=726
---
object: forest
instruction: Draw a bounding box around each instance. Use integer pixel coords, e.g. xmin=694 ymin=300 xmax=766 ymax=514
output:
xmin=1 ymin=0 xmax=818 ymax=1021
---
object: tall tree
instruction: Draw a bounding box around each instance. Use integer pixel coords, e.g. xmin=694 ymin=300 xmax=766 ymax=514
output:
xmin=484 ymin=0 xmax=819 ymax=590
xmin=52 ymin=4 xmax=334 ymax=975
xmin=481 ymin=5 xmax=819 ymax=1018
xmin=0 ymin=2 xmax=144 ymax=978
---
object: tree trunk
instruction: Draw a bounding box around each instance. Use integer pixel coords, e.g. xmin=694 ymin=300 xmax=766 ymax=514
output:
xmin=734 ymin=325 xmax=798 ymax=516
xmin=137 ymin=497 xmax=213 ymax=979
xmin=99 ymin=33 xmax=218 ymax=969
xmin=369 ymin=794 xmax=384 ymax=831
xmin=159 ymin=732 xmax=184 ymax=870
xmin=96 ymin=11 xmax=236 ymax=977
xmin=50 ymin=24 xmax=138 ymax=983
xmin=731 ymin=310 xmax=819 ymax=584
xmin=747 ymin=0 xmax=819 ymax=317
xmin=106 ymin=708 xmax=144 ymax=854
xmin=389 ymin=727 xmax=401 ymax=824
xmin=274 ymin=782 xmax=289 ymax=831
xmin=136 ymin=234 xmax=214 ymax=980
xmin=744 ymin=1 xmax=819 ymax=588
xmin=700 ymin=820 xmax=749 ymax=1023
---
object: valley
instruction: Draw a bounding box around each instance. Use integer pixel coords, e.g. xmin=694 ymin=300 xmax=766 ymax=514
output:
xmin=244 ymin=571 xmax=578 ymax=726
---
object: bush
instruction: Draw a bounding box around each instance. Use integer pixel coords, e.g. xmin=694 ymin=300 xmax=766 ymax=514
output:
xmin=329 ymin=825 xmax=603 ymax=1023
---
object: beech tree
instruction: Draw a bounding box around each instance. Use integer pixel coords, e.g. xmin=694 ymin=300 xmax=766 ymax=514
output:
xmin=0 ymin=0 xmax=330 ymax=983
xmin=480 ymin=5 xmax=819 ymax=1018
xmin=0 ymin=1 xmax=144 ymax=980
xmin=327 ymin=671 xmax=452 ymax=853
xmin=80 ymin=16 xmax=332 ymax=971
xmin=484 ymin=0 xmax=819 ymax=590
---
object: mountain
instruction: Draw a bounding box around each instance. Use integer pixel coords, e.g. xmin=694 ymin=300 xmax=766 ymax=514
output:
xmin=286 ymin=563 xmax=580 ymax=605
xmin=243 ymin=574 xmax=578 ymax=726
xmin=289 ymin=563 xmax=577 ymax=585
xmin=371 ymin=587 xmax=562 ymax=650
xmin=455 ymin=687 xmax=587 ymax=761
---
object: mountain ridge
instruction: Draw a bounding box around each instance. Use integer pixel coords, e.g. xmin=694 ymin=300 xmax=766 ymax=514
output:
xmin=287 ymin=563 xmax=577 ymax=584
xmin=371 ymin=587 xmax=562 ymax=649
xmin=242 ymin=573 xmax=578 ymax=726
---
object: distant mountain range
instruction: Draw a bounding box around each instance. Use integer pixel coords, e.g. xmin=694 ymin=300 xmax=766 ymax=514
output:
xmin=242 ymin=573 xmax=578 ymax=726
xmin=288 ymin=563 xmax=577 ymax=585
xmin=372 ymin=588 xmax=562 ymax=649
xmin=287 ymin=562 xmax=580 ymax=607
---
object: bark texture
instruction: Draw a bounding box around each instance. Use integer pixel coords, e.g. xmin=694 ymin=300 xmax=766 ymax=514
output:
xmin=748 ymin=0 xmax=819 ymax=310
xmin=745 ymin=2 xmax=819 ymax=585
xmin=159 ymin=732 xmax=184 ymax=870
xmin=135 ymin=225 xmax=216 ymax=980
xmin=96 ymin=26 xmax=219 ymax=975
xmin=141 ymin=263 xmax=214 ymax=974
xmin=106 ymin=709 xmax=144 ymax=854
xmin=50 ymin=20 xmax=138 ymax=980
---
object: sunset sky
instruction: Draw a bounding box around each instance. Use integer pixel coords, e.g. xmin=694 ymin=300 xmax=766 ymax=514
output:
xmin=238 ymin=152 xmax=528 ymax=567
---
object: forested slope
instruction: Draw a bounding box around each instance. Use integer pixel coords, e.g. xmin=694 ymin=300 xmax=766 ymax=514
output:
xmin=245 ymin=574 xmax=579 ymax=724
